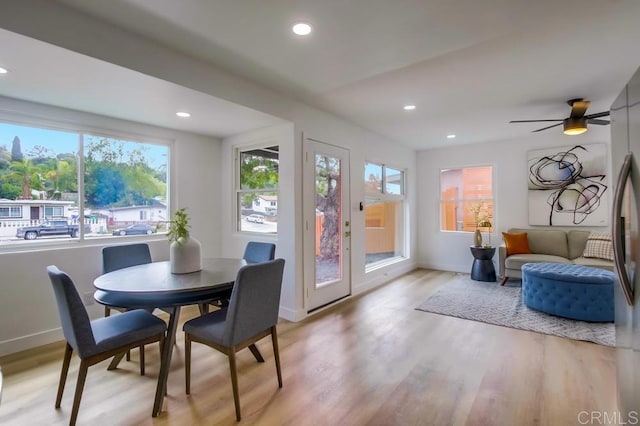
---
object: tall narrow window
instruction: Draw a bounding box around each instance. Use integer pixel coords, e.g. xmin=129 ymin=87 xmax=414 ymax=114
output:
xmin=440 ymin=166 xmax=493 ymax=232
xmin=365 ymin=162 xmax=406 ymax=268
xmin=237 ymin=145 xmax=278 ymax=234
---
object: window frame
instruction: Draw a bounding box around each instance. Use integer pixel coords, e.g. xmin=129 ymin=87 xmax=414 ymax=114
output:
xmin=439 ymin=165 xmax=494 ymax=233
xmin=364 ymin=161 xmax=407 ymax=271
xmin=0 ymin=112 xmax=172 ymax=250
xmin=235 ymin=143 xmax=279 ymax=235
xmin=0 ymin=206 xmax=22 ymax=218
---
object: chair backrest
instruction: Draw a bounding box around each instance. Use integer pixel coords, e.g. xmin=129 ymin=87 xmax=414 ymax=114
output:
xmin=47 ymin=266 xmax=95 ymax=357
xmin=224 ymin=259 xmax=285 ymax=346
xmin=102 ymin=243 xmax=152 ymax=273
xmin=243 ymin=242 xmax=276 ymax=264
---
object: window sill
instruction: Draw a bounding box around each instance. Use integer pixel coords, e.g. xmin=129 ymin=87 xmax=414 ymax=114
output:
xmin=365 ymin=256 xmax=406 ymax=273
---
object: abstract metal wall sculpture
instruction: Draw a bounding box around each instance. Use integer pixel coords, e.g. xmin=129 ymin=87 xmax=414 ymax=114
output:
xmin=527 ymin=144 xmax=608 ymax=226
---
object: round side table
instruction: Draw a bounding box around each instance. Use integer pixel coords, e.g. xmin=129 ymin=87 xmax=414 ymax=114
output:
xmin=470 ymin=246 xmax=496 ymax=282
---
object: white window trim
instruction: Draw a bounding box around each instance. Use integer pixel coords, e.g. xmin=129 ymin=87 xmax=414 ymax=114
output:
xmin=364 ymin=162 xmax=408 ymax=272
xmin=235 ymin=143 xmax=279 ymax=235
xmin=438 ymin=165 xmax=494 ymax=234
xmin=0 ymin=111 xmax=172 ymax=251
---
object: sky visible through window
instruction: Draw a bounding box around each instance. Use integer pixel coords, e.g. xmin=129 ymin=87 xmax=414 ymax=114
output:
xmin=0 ymin=123 xmax=167 ymax=168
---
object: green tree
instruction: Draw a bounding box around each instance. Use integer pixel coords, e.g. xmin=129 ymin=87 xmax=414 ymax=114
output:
xmin=9 ymin=159 xmax=41 ymax=199
xmin=0 ymin=182 xmax=20 ymax=199
xmin=85 ymin=163 xmax=126 ymax=207
xmin=315 ymin=156 xmax=340 ymax=261
xmin=11 ymin=136 xmax=23 ymax=162
xmin=0 ymin=145 xmax=10 ymax=169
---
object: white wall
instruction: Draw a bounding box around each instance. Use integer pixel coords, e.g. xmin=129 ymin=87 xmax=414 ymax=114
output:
xmin=416 ymin=125 xmax=612 ymax=273
xmin=0 ymin=97 xmax=222 ymax=356
xmin=0 ymin=2 xmax=418 ymax=351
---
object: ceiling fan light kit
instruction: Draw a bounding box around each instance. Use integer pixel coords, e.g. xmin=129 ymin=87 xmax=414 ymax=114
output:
xmin=509 ymin=98 xmax=609 ymax=135
xmin=563 ymin=117 xmax=588 ymax=135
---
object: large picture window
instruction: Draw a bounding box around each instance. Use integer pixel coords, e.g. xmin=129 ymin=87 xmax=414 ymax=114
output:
xmin=237 ymin=145 xmax=278 ymax=234
xmin=0 ymin=121 xmax=169 ymax=245
xmin=365 ymin=162 xmax=406 ymax=268
xmin=440 ymin=166 xmax=493 ymax=232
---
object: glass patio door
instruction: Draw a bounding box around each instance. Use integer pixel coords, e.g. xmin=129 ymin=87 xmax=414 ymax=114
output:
xmin=303 ymin=138 xmax=351 ymax=311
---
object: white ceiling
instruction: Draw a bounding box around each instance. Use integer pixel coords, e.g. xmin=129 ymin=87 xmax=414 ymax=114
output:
xmin=3 ymin=0 xmax=640 ymax=149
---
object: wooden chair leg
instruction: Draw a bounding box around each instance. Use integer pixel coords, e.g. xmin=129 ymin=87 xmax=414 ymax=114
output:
xmin=185 ymin=335 xmax=191 ymax=395
xmin=228 ymin=350 xmax=241 ymax=421
xmin=56 ymin=343 xmax=73 ymax=408
xmin=248 ymin=344 xmax=264 ymax=362
xmin=271 ymin=326 xmax=283 ymax=388
xmin=500 ymin=276 xmax=509 ymax=286
xmin=140 ymin=346 xmax=145 ymax=376
xmin=70 ymin=360 xmax=89 ymax=426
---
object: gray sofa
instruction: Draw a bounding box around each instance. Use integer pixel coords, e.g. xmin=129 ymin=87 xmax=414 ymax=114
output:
xmin=499 ymin=228 xmax=614 ymax=285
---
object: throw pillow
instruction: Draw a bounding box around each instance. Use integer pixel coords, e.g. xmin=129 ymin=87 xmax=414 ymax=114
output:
xmin=583 ymin=231 xmax=614 ymax=261
xmin=502 ymin=232 xmax=531 ymax=256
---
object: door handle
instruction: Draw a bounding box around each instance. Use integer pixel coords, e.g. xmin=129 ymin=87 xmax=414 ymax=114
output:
xmin=612 ymin=153 xmax=634 ymax=306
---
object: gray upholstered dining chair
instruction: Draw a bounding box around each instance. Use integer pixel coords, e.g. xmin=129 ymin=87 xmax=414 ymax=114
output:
xmin=95 ymin=243 xmax=153 ymax=374
xmin=183 ymin=258 xmax=285 ymax=421
xmin=208 ymin=241 xmax=276 ymax=309
xmin=47 ymin=265 xmax=166 ymax=426
xmin=243 ymin=241 xmax=276 ymax=264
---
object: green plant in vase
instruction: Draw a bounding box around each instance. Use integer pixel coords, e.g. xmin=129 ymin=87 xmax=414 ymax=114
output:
xmin=168 ymin=207 xmax=201 ymax=274
xmin=167 ymin=207 xmax=190 ymax=245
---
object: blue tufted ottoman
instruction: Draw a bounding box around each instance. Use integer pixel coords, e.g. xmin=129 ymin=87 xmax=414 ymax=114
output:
xmin=521 ymin=263 xmax=614 ymax=322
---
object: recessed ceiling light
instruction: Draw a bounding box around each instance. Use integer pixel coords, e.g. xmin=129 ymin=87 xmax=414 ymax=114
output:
xmin=447 ymin=134 xmax=456 ymax=139
xmin=0 ymin=67 xmax=8 ymax=74
xmin=292 ymin=22 xmax=312 ymax=36
xmin=176 ymin=112 xmax=191 ymax=118
xmin=403 ymin=105 xmax=416 ymax=111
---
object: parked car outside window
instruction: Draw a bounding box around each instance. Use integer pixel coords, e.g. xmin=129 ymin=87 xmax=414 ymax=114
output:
xmin=246 ymin=214 xmax=265 ymax=224
xmin=112 ymin=223 xmax=156 ymax=236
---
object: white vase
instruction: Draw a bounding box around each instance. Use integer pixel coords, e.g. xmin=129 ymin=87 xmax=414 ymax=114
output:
xmin=170 ymin=236 xmax=202 ymax=274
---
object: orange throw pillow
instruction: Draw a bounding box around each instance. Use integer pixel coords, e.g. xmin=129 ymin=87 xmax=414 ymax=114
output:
xmin=502 ymin=232 xmax=531 ymax=256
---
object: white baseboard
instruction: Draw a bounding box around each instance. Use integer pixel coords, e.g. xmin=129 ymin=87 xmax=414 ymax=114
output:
xmin=0 ymin=328 xmax=63 ymax=357
xmin=416 ymin=260 xmax=470 ymax=274
xmin=278 ymin=305 xmax=306 ymax=322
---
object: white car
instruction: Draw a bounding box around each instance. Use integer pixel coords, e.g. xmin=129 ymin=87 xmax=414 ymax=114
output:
xmin=246 ymin=214 xmax=265 ymax=224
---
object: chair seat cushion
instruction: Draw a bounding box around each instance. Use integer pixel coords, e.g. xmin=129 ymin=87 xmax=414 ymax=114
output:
xmin=183 ymin=308 xmax=228 ymax=345
xmin=87 ymin=310 xmax=166 ymax=358
xmin=572 ymin=256 xmax=614 ymax=271
xmin=504 ymin=254 xmax=571 ymax=270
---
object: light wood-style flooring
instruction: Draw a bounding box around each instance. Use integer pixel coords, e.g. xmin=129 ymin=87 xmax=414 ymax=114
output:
xmin=0 ymin=269 xmax=617 ymax=425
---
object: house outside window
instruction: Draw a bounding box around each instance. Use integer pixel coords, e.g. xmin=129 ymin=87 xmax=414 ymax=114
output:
xmin=365 ymin=162 xmax=406 ymax=268
xmin=440 ymin=166 xmax=493 ymax=232
xmin=0 ymin=120 xmax=169 ymax=245
xmin=237 ymin=145 xmax=278 ymax=234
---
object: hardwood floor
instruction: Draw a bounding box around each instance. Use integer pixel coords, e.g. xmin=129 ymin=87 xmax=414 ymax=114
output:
xmin=0 ymin=269 xmax=617 ymax=425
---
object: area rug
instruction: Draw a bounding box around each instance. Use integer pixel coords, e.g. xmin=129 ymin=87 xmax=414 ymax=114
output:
xmin=416 ymin=275 xmax=615 ymax=347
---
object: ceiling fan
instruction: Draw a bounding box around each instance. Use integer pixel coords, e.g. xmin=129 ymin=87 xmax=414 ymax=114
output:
xmin=510 ymin=98 xmax=610 ymax=135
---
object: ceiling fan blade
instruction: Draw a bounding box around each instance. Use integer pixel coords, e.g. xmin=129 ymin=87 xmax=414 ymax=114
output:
xmin=585 ymin=111 xmax=610 ymax=119
xmin=532 ymin=122 xmax=563 ymax=132
xmin=509 ymin=119 xmax=563 ymax=123
xmin=570 ymin=100 xmax=590 ymax=118
xmin=588 ymin=118 xmax=610 ymax=125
